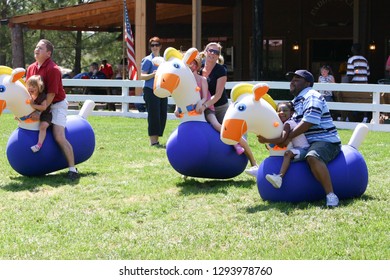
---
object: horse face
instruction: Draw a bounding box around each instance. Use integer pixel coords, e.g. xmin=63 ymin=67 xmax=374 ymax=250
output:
xmin=153 ymin=48 xmax=201 ymax=113
xmin=0 ymin=66 xmax=38 ymax=130
xmin=221 ymin=93 xmax=283 ymax=145
xmin=0 ymin=67 xmax=28 ymax=105
xmin=153 ymin=59 xmax=183 ymax=98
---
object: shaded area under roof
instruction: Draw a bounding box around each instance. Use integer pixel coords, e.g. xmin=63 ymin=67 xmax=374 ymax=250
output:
xmin=8 ymin=0 xmax=232 ymax=32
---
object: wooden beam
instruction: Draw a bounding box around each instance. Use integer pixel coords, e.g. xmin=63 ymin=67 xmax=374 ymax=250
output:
xmin=192 ymin=0 xmax=202 ymax=50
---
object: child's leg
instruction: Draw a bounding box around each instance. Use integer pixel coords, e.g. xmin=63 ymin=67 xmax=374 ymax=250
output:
xmin=37 ymin=121 xmax=50 ymax=146
xmin=279 ymin=150 xmax=295 ymax=177
xmin=31 ymin=121 xmax=50 ymax=152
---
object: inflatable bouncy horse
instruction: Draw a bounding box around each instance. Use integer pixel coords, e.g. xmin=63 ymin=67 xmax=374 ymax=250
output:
xmin=221 ymin=82 xmax=369 ymax=203
xmin=0 ymin=66 xmax=95 ymax=176
xmin=153 ymin=47 xmax=248 ymax=179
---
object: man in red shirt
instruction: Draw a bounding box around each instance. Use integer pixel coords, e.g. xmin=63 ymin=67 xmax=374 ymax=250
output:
xmin=26 ymin=39 xmax=79 ymax=180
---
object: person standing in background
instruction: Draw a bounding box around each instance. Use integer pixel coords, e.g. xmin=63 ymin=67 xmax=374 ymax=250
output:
xmin=139 ymin=37 xmax=167 ymax=147
xmin=318 ymin=65 xmax=335 ymax=101
xmin=347 ymin=43 xmax=370 ymax=83
xmin=346 ymin=43 xmax=371 ymax=122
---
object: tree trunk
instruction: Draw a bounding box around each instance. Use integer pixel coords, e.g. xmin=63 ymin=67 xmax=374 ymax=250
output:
xmin=11 ymin=24 xmax=25 ymax=68
xmin=74 ymin=30 xmax=82 ymax=74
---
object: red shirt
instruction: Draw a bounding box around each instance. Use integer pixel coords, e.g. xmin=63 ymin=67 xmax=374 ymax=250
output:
xmin=26 ymin=58 xmax=66 ymax=103
xmin=100 ymin=63 xmax=114 ymax=79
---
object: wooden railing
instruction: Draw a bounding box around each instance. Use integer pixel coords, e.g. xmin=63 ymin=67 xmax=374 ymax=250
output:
xmin=58 ymin=79 xmax=390 ymax=132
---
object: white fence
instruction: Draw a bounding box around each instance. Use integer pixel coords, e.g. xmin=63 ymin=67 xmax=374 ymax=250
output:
xmin=60 ymin=79 xmax=390 ymax=132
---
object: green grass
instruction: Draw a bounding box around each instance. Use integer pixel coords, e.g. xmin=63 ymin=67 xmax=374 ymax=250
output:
xmin=0 ymin=114 xmax=389 ymax=260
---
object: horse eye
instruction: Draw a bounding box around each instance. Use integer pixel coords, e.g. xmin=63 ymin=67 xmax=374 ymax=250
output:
xmin=173 ymin=63 xmax=180 ymax=69
xmin=236 ymin=103 xmax=246 ymax=111
xmin=0 ymin=85 xmax=5 ymax=92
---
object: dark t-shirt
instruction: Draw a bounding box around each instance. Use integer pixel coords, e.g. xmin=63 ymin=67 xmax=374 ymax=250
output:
xmin=201 ymin=63 xmax=228 ymax=107
xmin=34 ymin=93 xmax=52 ymax=124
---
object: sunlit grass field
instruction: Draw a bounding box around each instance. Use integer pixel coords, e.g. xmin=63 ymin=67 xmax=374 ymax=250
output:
xmin=0 ymin=114 xmax=389 ymax=260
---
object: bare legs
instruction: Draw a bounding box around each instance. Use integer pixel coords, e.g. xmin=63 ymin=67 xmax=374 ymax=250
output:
xmin=306 ymin=156 xmax=334 ymax=194
xmin=52 ymin=124 xmax=75 ymax=167
xmin=279 ymin=150 xmax=295 ymax=177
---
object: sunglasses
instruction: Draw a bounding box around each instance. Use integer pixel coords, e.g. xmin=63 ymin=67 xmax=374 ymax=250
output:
xmin=150 ymin=43 xmax=161 ymax=47
xmin=207 ymin=49 xmax=220 ymax=55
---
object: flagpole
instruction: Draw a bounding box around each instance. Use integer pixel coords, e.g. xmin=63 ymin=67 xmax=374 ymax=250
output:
xmin=122 ymin=0 xmax=126 ymax=80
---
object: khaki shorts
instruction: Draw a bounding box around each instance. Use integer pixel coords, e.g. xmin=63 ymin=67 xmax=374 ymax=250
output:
xmin=50 ymin=99 xmax=68 ymax=127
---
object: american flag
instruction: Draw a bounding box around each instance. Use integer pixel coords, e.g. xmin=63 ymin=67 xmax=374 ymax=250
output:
xmin=123 ymin=0 xmax=137 ymax=80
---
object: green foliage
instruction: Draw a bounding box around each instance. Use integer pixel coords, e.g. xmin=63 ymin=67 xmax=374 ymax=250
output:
xmin=0 ymin=114 xmax=389 ymax=260
xmin=0 ymin=1 xmax=123 ymax=71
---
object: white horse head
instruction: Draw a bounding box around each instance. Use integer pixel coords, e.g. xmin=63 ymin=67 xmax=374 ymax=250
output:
xmin=221 ymin=82 xmax=283 ymax=145
xmin=153 ymin=47 xmax=205 ymax=122
xmin=0 ymin=66 xmax=39 ymax=130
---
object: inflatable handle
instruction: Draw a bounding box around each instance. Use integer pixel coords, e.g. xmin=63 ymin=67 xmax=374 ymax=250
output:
xmin=348 ymin=123 xmax=369 ymax=150
xmin=79 ymin=100 xmax=96 ymax=119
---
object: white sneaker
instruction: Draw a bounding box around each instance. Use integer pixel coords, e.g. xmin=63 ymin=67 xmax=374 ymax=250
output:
xmin=326 ymin=192 xmax=339 ymax=207
xmin=265 ymin=173 xmax=282 ymax=188
xmin=245 ymin=165 xmax=258 ymax=178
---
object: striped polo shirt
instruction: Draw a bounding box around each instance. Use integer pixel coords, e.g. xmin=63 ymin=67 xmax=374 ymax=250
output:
xmin=346 ymin=55 xmax=370 ymax=83
xmin=292 ymin=87 xmax=341 ymax=144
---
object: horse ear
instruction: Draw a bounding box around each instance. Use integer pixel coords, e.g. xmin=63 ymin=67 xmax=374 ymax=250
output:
xmin=11 ymin=68 xmax=26 ymax=83
xmin=183 ymin=48 xmax=198 ymax=66
xmin=253 ymin=83 xmax=270 ymax=101
xmin=164 ymin=47 xmax=183 ymax=61
xmin=253 ymin=83 xmax=277 ymax=109
xmin=152 ymin=56 xmax=164 ymax=67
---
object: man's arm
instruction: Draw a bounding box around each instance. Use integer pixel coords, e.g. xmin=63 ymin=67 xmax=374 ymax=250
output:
xmin=46 ymin=93 xmax=55 ymax=106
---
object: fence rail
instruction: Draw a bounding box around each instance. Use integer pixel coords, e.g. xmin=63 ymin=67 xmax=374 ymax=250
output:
xmin=54 ymin=79 xmax=390 ymax=132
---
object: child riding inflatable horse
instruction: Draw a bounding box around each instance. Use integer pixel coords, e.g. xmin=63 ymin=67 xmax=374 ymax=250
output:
xmin=221 ymin=82 xmax=369 ymax=203
xmin=0 ymin=66 xmax=95 ymax=176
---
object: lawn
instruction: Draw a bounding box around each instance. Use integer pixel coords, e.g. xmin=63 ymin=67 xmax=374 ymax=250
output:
xmin=0 ymin=114 xmax=389 ymax=260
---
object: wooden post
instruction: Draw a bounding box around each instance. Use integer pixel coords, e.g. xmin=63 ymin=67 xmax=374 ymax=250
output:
xmin=135 ymin=0 xmax=147 ymax=96
xmin=192 ymin=0 xmax=202 ymax=51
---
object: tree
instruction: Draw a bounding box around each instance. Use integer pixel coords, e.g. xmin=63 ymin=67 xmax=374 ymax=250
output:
xmin=2 ymin=0 xmax=123 ymax=75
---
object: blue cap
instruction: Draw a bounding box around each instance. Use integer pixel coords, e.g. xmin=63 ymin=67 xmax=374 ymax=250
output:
xmin=286 ymin=70 xmax=314 ymax=86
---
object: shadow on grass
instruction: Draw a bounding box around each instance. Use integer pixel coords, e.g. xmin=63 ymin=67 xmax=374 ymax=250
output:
xmin=1 ymin=171 xmax=98 ymax=192
xmin=245 ymin=193 xmax=376 ymax=214
xmin=176 ymin=177 xmax=255 ymax=195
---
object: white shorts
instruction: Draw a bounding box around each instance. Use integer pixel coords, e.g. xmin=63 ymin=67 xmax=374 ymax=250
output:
xmin=50 ymin=99 xmax=68 ymax=127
